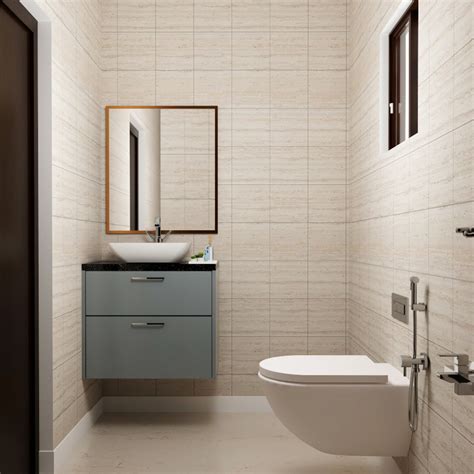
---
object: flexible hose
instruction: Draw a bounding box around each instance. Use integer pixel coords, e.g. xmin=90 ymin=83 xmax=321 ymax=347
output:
xmin=408 ymin=366 xmax=418 ymax=431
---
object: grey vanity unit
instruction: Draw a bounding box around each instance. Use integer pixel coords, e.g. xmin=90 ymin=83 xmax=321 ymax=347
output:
xmin=82 ymin=262 xmax=217 ymax=379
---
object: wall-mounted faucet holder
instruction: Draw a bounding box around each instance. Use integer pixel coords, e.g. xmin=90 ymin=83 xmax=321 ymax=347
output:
xmin=438 ymin=353 xmax=474 ymax=396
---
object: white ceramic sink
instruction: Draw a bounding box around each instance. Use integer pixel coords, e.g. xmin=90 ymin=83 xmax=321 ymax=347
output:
xmin=109 ymin=242 xmax=191 ymax=263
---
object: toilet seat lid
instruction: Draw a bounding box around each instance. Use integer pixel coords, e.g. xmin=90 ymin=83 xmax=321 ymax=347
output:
xmin=259 ymin=355 xmax=389 ymax=384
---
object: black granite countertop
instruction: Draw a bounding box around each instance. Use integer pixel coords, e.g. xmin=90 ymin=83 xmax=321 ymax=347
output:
xmin=82 ymin=261 xmax=217 ymax=271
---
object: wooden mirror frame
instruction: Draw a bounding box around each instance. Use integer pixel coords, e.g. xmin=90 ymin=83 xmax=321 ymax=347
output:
xmin=105 ymin=105 xmax=218 ymax=235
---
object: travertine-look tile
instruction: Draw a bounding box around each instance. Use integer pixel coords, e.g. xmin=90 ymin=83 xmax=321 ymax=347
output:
xmin=271 ymin=32 xmax=308 ymax=70
xmin=309 ymin=31 xmax=347 ymax=70
xmin=232 ymin=298 xmax=270 ymax=337
xmin=270 ymin=261 xmax=308 ymax=299
xmin=117 ymin=32 xmax=155 ymax=70
xmin=155 ymin=32 xmax=193 ymax=70
xmin=117 ymin=0 xmax=155 ymax=31
xmin=270 ymin=184 xmax=308 ymax=222
xmin=232 ymin=32 xmax=270 ymax=70
xmin=232 ymin=337 xmax=270 ymax=374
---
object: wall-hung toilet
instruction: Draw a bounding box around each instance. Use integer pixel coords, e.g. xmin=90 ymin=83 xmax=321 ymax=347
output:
xmin=258 ymin=355 xmax=411 ymax=457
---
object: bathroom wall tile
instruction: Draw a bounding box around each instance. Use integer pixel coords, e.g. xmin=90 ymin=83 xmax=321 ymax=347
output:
xmin=309 ymin=0 xmax=346 ymax=32
xmin=452 ymin=429 xmax=473 ymax=474
xmin=453 ymin=202 xmax=474 ymax=282
xmin=428 ymin=0 xmax=454 ymax=75
xmin=271 ymin=147 xmax=308 ymax=184
xmin=231 ymin=0 xmax=270 ymax=31
xmin=194 ymin=376 xmax=232 ymax=396
xmin=453 ymin=121 xmax=474 ymax=204
xmin=195 ymin=33 xmax=232 ymax=70
xmin=429 ymin=133 xmax=454 ymax=208
xmin=454 ymin=42 xmax=473 ymax=129
xmin=232 ymin=337 xmax=269 ymax=374
xmin=232 ymin=261 xmax=270 ymax=299
xmin=231 ymin=375 xmax=264 ymax=396
xmin=232 ymin=223 xmax=270 ymax=260
xmin=308 ymin=147 xmax=346 ymax=184
xmin=232 ymin=32 xmax=270 ymax=70
xmin=194 ymin=0 xmax=231 ymax=32
xmin=426 ymin=276 xmax=453 ymax=351
xmin=309 ymin=32 xmax=346 ymax=70
xmin=101 ymin=0 xmax=118 ymax=33
xmin=195 ymin=71 xmax=232 ymax=108
xmin=232 ymin=185 xmax=270 ymax=223
xmin=309 ymin=109 xmax=346 ymax=146
xmin=270 ymin=299 xmax=307 ymax=336
xmin=409 ymin=210 xmax=429 ymax=274
xmin=232 ymin=146 xmax=270 ymax=184
xmin=270 ymin=32 xmax=308 ymax=70
xmin=308 ymin=185 xmax=346 ymax=222
xmin=232 ymin=71 xmax=270 ymax=108
xmin=117 ymin=379 xmax=156 ymax=396
xmin=118 ymin=32 xmax=155 ymax=70
xmin=217 ymin=261 xmax=232 ymax=299
xmin=452 ymin=279 xmax=474 ymax=356
xmin=118 ymin=71 xmax=155 ymax=104
xmin=155 ymin=33 xmax=193 ymax=70
xmin=270 ymin=109 xmax=308 ymax=146
xmin=428 ymin=206 xmax=453 ymax=278
xmin=308 ymin=71 xmax=346 ymax=108
xmin=117 ymin=0 xmax=155 ymax=31
xmin=155 ymin=0 xmax=193 ymax=32
xmin=232 ymin=299 xmax=270 ymax=337
xmin=454 ymin=0 xmax=472 ymax=54
xmin=430 ymin=57 xmax=454 ymax=139
xmin=232 ymin=109 xmax=270 ymax=147
xmin=270 ymin=223 xmax=308 ymax=261
xmin=308 ymin=336 xmax=345 ymax=355
xmin=156 ymin=380 xmax=194 ymax=396
xmin=308 ymin=260 xmax=345 ymax=299
xmin=308 ymin=298 xmax=345 ymax=336
xmin=270 ymin=0 xmax=308 ymax=31
xmin=271 ymin=71 xmax=308 ymax=108
xmin=216 ymin=299 xmax=232 ymax=336
xmin=218 ymin=336 xmax=232 ymax=374
xmin=270 ymin=336 xmax=308 ymax=357
xmin=155 ymin=71 xmax=194 ymax=104
xmin=270 ymin=185 xmax=307 ymax=223
xmin=308 ymin=223 xmax=346 ymax=261
xmin=270 ymin=261 xmax=308 ymax=299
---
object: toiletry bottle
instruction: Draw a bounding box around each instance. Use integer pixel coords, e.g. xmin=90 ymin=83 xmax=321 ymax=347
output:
xmin=207 ymin=235 xmax=213 ymax=262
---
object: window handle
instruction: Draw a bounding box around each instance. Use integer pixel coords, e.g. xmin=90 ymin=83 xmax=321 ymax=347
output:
xmin=389 ymin=102 xmax=394 ymax=114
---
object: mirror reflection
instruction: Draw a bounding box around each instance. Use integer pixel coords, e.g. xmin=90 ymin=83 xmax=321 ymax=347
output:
xmin=106 ymin=106 xmax=217 ymax=234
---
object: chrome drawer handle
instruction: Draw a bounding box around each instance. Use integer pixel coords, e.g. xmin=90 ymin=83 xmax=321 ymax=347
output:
xmin=130 ymin=277 xmax=165 ymax=282
xmin=130 ymin=322 xmax=165 ymax=328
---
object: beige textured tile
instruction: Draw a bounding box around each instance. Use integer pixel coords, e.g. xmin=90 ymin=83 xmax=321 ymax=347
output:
xmin=453 ymin=202 xmax=474 ymax=282
xmin=118 ymin=71 xmax=155 ymax=104
xmin=232 ymin=298 xmax=270 ymax=337
xmin=194 ymin=376 xmax=231 ymax=396
xmin=101 ymin=0 xmax=118 ymax=32
xmin=309 ymin=109 xmax=346 ymax=146
xmin=232 ymin=71 xmax=270 ymax=108
xmin=216 ymin=298 xmax=232 ymax=336
xmin=195 ymin=71 xmax=232 ymax=108
xmin=309 ymin=31 xmax=346 ymax=70
xmin=232 ymin=109 xmax=270 ymax=147
xmin=155 ymin=0 xmax=193 ymax=31
xmin=232 ymin=185 xmax=270 ymax=222
xmin=270 ymin=32 xmax=308 ymax=70
xmin=452 ymin=429 xmax=473 ymax=474
xmin=117 ymin=379 xmax=156 ymax=396
xmin=232 ymin=32 xmax=270 ymax=70
xmin=232 ymin=337 xmax=269 ymax=374
xmin=195 ymin=33 xmax=232 ymax=70
xmin=232 ymin=223 xmax=270 ymax=260
xmin=232 ymin=0 xmax=270 ymax=31
xmin=232 ymin=146 xmax=270 ymax=184
xmin=231 ymin=374 xmax=264 ymax=395
xmin=217 ymin=336 xmax=232 ymax=374
xmin=454 ymin=41 xmax=473 ymax=128
xmin=308 ymin=260 xmax=345 ymax=299
xmin=308 ymin=298 xmax=345 ymax=336
xmin=270 ymin=261 xmax=308 ymax=299
xmin=429 ymin=132 xmax=453 ymax=207
xmin=155 ymin=71 xmax=193 ymax=104
xmin=309 ymin=0 xmax=346 ymax=32
xmin=270 ymin=146 xmax=307 ymax=184
xmin=117 ymin=0 xmax=155 ymax=31
xmin=308 ymin=223 xmax=345 ymax=261
xmin=309 ymin=71 xmax=346 ymax=108
xmin=271 ymin=71 xmax=308 ymax=108
xmin=270 ymin=109 xmax=308 ymax=146
xmin=270 ymin=299 xmax=307 ymax=336
xmin=194 ymin=0 xmax=231 ymax=31
xmin=429 ymin=0 xmax=454 ymax=74
xmin=309 ymin=185 xmax=345 ymax=222
xmin=270 ymin=184 xmax=308 ymax=222
xmin=271 ymin=0 xmax=308 ymax=31
xmin=308 ymin=336 xmax=345 ymax=354
xmin=428 ymin=206 xmax=453 ymax=278
xmin=270 ymin=223 xmax=308 ymax=261
xmin=454 ymin=0 xmax=472 ymax=53
xmin=453 ymin=279 xmax=474 ymax=356
xmin=430 ymin=57 xmax=454 ymax=139
xmin=309 ymin=147 xmax=346 ymax=184
xmin=232 ymin=261 xmax=270 ymax=299
xmin=118 ymin=32 xmax=155 ymax=70
xmin=453 ymin=121 xmax=474 ymax=204
xmin=155 ymin=32 xmax=193 ymax=70
xmin=270 ymin=336 xmax=308 ymax=356
xmin=409 ymin=210 xmax=429 ymax=274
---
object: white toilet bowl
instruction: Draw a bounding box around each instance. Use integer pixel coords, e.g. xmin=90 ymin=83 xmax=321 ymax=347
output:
xmin=258 ymin=355 xmax=411 ymax=457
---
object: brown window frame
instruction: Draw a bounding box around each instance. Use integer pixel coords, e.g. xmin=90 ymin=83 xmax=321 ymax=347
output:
xmin=389 ymin=0 xmax=418 ymax=149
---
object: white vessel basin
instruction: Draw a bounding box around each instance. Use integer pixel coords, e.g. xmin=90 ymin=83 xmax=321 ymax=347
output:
xmin=109 ymin=242 xmax=191 ymax=263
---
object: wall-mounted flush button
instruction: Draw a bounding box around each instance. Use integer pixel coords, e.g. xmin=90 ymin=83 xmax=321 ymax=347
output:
xmin=392 ymin=293 xmax=409 ymax=323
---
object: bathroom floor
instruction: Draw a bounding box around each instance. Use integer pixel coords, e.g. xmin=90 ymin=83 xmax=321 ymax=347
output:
xmin=61 ymin=413 xmax=401 ymax=473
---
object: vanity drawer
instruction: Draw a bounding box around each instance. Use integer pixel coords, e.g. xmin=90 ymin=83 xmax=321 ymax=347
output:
xmin=85 ymin=271 xmax=212 ymax=316
xmin=85 ymin=316 xmax=213 ymax=379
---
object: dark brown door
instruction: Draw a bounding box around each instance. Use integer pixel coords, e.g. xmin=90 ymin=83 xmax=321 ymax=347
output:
xmin=0 ymin=0 xmax=38 ymax=472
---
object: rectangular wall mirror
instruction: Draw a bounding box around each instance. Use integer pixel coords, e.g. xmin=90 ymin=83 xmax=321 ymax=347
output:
xmin=106 ymin=106 xmax=218 ymax=234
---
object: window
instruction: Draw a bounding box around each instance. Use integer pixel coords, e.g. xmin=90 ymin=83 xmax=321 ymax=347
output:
xmin=130 ymin=123 xmax=139 ymax=230
xmin=389 ymin=0 xmax=418 ymax=149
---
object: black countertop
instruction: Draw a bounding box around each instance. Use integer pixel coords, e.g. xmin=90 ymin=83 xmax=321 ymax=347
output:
xmin=82 ymin=261 xmax=217 ymax=271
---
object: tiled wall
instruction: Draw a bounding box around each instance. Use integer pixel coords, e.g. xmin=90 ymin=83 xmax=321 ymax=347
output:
xmin=101 ymin=0 xmax=348 ymax=397
xmin=45 ymin=0 xmax=104 ymax=446
xmin=346 ymin=1 xmax=473 ymax=473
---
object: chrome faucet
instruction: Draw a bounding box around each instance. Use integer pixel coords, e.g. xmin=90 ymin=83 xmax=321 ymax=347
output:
xmin=145 ymin=217 xmax=173 ymax=243
xmin=438 ymin=353 xmax=474 ymax=396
